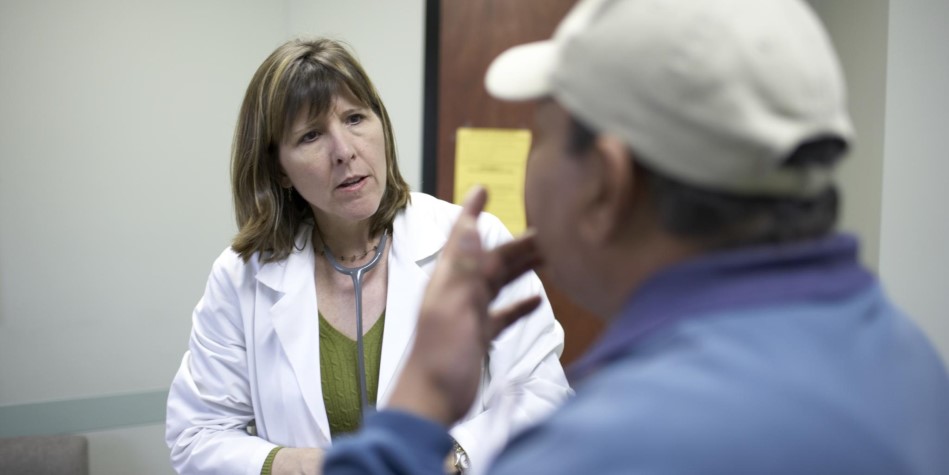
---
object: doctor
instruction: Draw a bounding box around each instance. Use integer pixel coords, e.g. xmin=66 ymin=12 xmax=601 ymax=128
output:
xmin=165 ymin=37 xmax=571 ymax=475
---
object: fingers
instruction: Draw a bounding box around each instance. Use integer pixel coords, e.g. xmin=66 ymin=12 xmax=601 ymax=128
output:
xmin=460 ymin=185 xmax=488 ymax=218
xmin=487 ymin=295 xmax=543 ymax=340
xmin=443 ymin=186 xmax=488 ymax=275
xmin=448 ymin=186 xmax=543 ymax=302
xmin=482 ymin=230 xmax=543 ymax=296
xmin=388 ymin=186 xmax=545 ymax=426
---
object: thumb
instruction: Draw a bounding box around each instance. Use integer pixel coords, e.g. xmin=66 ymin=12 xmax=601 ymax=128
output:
xmin=459 ymin=185 xmax=488 ymax=219
xmin=444 ymin=186 xmax=488 ymax=263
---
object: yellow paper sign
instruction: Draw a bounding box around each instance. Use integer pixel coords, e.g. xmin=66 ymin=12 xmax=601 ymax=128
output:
xmin=453 ymin=127 xmax=532 ymax=235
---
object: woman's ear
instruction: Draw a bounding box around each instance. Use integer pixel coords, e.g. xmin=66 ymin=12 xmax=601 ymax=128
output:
xmin=278 ymin=172 xmax=292 ymax=189
xmin=579 ymin=134 xmax=635 ymax=245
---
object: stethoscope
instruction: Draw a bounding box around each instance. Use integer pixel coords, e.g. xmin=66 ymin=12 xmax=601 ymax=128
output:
xmin=321 ymin=231 xmax=389 ymax=421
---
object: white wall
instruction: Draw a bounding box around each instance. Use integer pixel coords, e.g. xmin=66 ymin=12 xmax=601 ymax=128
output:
xmin=878 ymin=0 xmax=949 ymax=363
xmin=0 ymin=1 xmax=424 ymax=474
xmin=809 ymin=0 xmax=949 ymax=363
xmin=0 ymin=0 xmax=283 ymax=407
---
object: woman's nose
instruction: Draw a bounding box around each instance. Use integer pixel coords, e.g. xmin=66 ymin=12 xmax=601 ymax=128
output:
xmin=330 ymin=130 xmax=356 ymax=163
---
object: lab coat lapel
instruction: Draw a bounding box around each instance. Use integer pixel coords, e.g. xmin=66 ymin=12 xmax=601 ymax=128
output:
xmin=257 ymin=231 xmax=333 ymax=443
xmin=377 ymin=198 xmax=447 ymax=404
xmin=376 ymin=245 xmax=428 ymax=404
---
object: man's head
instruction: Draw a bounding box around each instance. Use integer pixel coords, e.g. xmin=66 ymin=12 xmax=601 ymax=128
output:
xmin=485 ymin=0 xmax=853 ymax=315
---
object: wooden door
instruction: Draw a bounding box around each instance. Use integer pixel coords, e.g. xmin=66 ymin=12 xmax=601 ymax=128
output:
xmin=424 ymin=0 xmax=605 ymax=365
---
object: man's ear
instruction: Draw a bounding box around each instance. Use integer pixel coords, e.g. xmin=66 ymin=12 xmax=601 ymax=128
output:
xmin=579 ymin=134 xmax=635 ymax=245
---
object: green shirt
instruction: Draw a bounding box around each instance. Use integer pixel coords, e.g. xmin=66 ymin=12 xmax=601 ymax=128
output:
xmin=260 ymin=312 xmax=387 ymax=475
xmin=319 ymin=311 xmax=386 ymax=438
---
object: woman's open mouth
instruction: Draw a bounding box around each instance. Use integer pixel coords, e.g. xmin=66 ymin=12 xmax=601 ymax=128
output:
xmin=337 ymin=176 xmax=367 ymax=190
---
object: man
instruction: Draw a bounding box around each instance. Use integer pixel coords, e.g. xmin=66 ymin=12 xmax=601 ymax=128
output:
xmin=325 ymin=0 xmax=949 ymax=473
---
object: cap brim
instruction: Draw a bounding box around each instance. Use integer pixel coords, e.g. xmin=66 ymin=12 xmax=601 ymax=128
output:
xmin=485 ymin=40 xmax=558 ymax=101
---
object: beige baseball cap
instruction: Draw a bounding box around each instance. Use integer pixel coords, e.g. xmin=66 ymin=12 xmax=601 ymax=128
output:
xmin=485 ymin=0 xmax=854 ymax=197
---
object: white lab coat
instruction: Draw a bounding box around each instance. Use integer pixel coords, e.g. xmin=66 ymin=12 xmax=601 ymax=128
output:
xmin=166 ymin=193 xmax=571 ymax=475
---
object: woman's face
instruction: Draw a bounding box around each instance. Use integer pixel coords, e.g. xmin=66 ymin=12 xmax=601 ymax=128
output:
xmin=278 ymin=91 xmax=388 ymax=230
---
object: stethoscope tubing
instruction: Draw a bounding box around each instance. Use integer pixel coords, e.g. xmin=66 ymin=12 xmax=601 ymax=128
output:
xmin=322 ymin=231 xmax=389 ymax=420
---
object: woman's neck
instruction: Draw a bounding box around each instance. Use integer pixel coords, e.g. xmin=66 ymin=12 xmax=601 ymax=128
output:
xmin=313 ymin=218 xmax=382 ymax=261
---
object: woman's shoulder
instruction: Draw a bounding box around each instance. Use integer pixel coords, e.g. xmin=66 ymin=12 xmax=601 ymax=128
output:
xmin=212 ymin=223 xmax=311 ymax=276
xmin=405 ymin=191 xmax=459 ymax=215
xmin=203 ymin=246 xmax=259 ymax=288
xmin=403 ymin=192 xmax=510 ymax=240
xmin=213 ymin=245 xmax=258 ymax=270
xmin=399 ymin=192 xmax=459 ymax=236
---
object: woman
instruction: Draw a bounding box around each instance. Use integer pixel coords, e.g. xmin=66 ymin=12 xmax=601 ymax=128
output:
xmin=166 ymin=38 xmax=571 ymax=475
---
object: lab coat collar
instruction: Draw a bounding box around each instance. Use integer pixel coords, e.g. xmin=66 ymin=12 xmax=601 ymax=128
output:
xmin=255 ymin=192 xmax=448 ymax=291
xmin=391 ymin=193 xmax=451 ymax=264
xmin=254 ymin=226 xmax=315 ymax=294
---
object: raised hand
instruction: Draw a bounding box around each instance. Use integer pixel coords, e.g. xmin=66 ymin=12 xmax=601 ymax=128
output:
xmin=388 ymin=186 xmax=544 ymax=425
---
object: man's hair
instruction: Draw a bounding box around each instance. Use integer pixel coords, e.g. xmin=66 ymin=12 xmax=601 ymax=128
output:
xmin=570 ymin=117 xmax=846 ymax=249
xmin=230 ymin=38 xmax=411 ymax=263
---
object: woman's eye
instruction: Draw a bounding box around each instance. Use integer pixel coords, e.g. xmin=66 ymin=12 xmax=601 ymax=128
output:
xmin=301 ymin=130 xmax=320 ymax=143
xmin=346 ymin=113 xmax=365 ymax=126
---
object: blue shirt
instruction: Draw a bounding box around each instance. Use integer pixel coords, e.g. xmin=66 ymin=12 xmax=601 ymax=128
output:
xmin=325 ymin=234 xmax=949 ymax=474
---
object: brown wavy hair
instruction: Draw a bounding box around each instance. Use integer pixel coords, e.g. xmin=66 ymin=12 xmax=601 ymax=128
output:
xmin=230 ymin=38 xmax=411 ymax=263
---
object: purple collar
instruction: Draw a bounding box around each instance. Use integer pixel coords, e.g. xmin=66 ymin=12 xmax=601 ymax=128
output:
xmin=568 ymin=234 xmax=874 ymax=382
